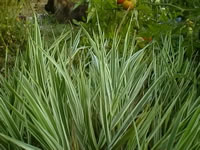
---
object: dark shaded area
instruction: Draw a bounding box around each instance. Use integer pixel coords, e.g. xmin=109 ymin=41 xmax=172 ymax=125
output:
xmin=45 ymin=0 xmax=55 ymax=13
xmin=45 ymin=0 xmax=88 ymax=23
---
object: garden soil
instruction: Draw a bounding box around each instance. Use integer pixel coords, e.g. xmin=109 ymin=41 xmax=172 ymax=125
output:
xmin=21 ymin=0 xmax=48 ymax=16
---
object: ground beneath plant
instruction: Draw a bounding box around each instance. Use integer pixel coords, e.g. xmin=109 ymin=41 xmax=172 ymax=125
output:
xmin=21 ymin=0 xmax=48 ymax=16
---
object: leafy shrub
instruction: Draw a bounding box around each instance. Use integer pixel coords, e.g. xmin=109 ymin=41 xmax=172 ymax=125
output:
xmin=85 ymin=0 xmax=200 ymax=57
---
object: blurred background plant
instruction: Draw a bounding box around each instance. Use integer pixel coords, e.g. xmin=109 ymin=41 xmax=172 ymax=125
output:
xmin=85 ymin=0 xmax=200 ymax=57
xmin=0 ymin=0 xmax=29 ymax=70
xmin=140 ymin=0 xmax=200 ymax=57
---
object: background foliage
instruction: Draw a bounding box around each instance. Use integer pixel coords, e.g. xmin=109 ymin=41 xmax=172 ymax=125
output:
xmin=0 ymin=0 xmax=28 ymax=70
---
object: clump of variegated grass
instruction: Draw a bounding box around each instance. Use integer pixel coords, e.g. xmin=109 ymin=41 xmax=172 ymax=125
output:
xmin=0 ymin=16 xmax=200 ymax=150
